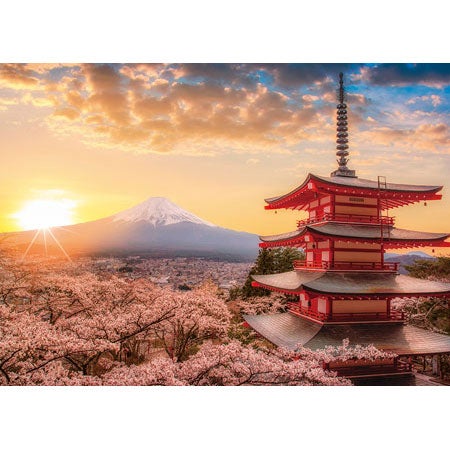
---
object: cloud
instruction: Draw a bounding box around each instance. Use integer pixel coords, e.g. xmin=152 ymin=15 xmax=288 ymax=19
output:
xmin=302 ymin=94 xmax=319 ymax=103
xmin=348 ymin=93 xmax=369 ymax=106
xmin=264 ymin=63 xmax=355 ymax=89
xmin=83 ymin=64 xmax=130 ymax=125
xmin=42 ymin=65 xmax=335 ymax=154
xmin=158 ymin=63 xmax=356 ymax=91
xmin=0 ymin=96 xmax=20 ymax=111
xmin=22 ymin=92 xmax=55 ymax=108
xmin=53 ymin=107 xmax=81 ymax=120
xmin=355 ymin=122 xmax=450 ymax=153
xmin=0 ymin=64 xmax=40 ymax=89
xmin=1 ymin=63 xmax=449 ymax=158
xmin=357 ymin=64 xmax=450 ymax=87
xmin=416 ymin=123 xmax=449 ymax=145
xmin=171 ymin=63 xmax=254 ymax=87
xmin=407 ymin=95 xmax=442 ymax=107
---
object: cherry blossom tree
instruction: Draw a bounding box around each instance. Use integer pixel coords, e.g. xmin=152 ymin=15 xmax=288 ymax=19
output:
xmin=176 ymin=340 xmax=351 ymax=386
xmin=0 ymin=257 xmax=397 ymax=386
xmin=97 ymin=340 xmax=392 ymax=386
xmin=152 ymin=284 xmax=231 ymax=361
xmin=99 ymin=341 xmax=347 ymax=386
xmin=0 ymin=305 xmax=108 ymax=385
xmin=1 ymin=269 xmax=179 ymax=382
xmin=236 ymin=293 xmax=287 ymax=315
xmin=99 ymin=340 xmax=393 ymax=386
xmin=28 ymin=274 xmax=181 ymax=373
xmin=101 ymin=358 xmax=182 ymax=386
xmin=0 ymin=255 xmax=34 ymax=306
xmin=0 ymin=306 xmax=53 ymax=384
xmin=392 ymin=296 xmax=450 ymax=333
xmin=312 ymin=338 xmax=395 ymax=363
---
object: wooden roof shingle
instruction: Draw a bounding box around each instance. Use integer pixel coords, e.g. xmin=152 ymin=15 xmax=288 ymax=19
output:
xmin=244 ymin=313 xmax=450 ymax=355
xmin=252 ymin=270 xmax=450 ymax=295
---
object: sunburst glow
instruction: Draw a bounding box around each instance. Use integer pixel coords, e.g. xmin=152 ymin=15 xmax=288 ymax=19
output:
xmin=14 ymin=198 xmax=76 ymax=230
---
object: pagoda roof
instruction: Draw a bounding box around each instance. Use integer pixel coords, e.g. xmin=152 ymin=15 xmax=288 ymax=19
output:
xmin=243 ymin=313 xmax=450 ymax=355
xmin=251 ymin=270 xmax=450 ymax=297
xmin=265 ymin=173 xmax=443 ymax=210
xmin=313 ymin=174 xmax=442 ymax=193
xmin=260 ymin=222 xmax=450 ymax=248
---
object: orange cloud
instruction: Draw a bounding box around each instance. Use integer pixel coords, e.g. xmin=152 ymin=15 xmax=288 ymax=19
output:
xmin=0 ymin=64 xmax=40 ymax=89
xmin=0 ymin=96 xmax=20 ymax=111
xmin=355 ymin=122 xmax=450 ymax=153
xmin=41 ymin=66 xmax=331 ymax=154
xmin=2 ymin=63 xmax=449 ymax=159
xmin=53 ymin=107 xmax=81 ymax=120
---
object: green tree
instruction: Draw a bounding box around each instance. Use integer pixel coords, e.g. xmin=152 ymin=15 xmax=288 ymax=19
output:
xmin=241 ymin=247 xmax=304 ymax=298
xmin=402 ymin=256 xmax=450 ymax=334
xmin=272 ymin=247 xmax=304 ymax=273
xmin=405 ymin=256 xmax=450 ymax=280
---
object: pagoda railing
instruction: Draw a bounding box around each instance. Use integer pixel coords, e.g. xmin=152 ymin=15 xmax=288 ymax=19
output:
xmin=323 ymin=358 xmax=412 ymax=378
xmin=297 ymin=213 xmax=394 ymax=228
xmin=288 ymin=303 xmax=405 ymax=322
xmin=293 ymin=260 xmax=399 ymax=272
xmin=287 ymin=303 xmax=328 ymax=322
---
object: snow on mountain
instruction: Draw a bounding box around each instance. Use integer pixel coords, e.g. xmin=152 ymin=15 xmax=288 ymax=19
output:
xmin=112 ymin=197 xmax=215 ymax=227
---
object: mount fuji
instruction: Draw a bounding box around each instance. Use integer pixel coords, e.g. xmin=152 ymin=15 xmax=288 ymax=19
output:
xmin=6 ymin=197 xmax=259 ymax=261
xmin=112 ymin=197 xmax=216 ymax=227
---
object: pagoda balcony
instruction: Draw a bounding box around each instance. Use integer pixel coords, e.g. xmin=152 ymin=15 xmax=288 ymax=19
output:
xmin=293 ymin=260 xmax=399 ymax=272
xmin=323 ymin=358 xmax=412 ymax=379
xmin=297 ymin=213 xmax=394 ymax=228
xmin=287 ymin=303 xmax=405 ymax=324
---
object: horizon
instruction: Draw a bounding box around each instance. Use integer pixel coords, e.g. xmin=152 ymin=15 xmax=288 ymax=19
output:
xmin=1 ymin=63 xmax=450 ymax=240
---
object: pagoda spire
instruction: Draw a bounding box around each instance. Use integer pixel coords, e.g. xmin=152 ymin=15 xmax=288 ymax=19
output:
xmin=331 ymin=72 xmax=357 ymax=178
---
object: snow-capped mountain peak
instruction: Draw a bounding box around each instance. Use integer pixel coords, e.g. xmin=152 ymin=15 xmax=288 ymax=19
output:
xmin=112 ymin=197 xmax=215 ymax=227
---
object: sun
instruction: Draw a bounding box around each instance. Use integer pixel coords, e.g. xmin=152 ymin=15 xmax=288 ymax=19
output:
xmin=14 ymin=198 xmax=76 ymax=231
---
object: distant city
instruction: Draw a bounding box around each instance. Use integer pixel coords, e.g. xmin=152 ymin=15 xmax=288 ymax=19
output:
xmin=10 ymin=253 xmax=252 ymax=292
xmin=91 ymin=255 xmax=251 ymax=290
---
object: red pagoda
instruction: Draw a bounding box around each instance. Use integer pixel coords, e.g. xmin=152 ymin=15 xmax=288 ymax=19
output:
xmin=244 ymin=73 xmax=450 ymax=380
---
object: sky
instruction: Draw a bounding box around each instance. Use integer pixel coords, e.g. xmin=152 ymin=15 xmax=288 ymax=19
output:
xmin=1 ymin=63 xmax=450 ymax=236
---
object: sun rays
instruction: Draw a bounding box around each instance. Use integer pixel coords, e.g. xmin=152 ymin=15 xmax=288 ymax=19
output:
xmin=21 ymin=227 xmax=73 ymax=262
xmin=13 ymin=194 xmax=77 ymax=262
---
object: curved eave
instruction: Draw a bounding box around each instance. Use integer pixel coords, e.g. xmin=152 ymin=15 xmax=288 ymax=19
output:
xmin=259 ymin=225 xmax=450 ymax=249
xmin=252 ymin=280 xmax=450 ymax=298
xmin=260 ymin=228 xmax=306 ymax=247
xmin=264 ymin=173 xmax=443 ymax=211
xmin=264 ymin=174 xmax=313 ymax=211
xmin=309 ymin=223 xmax=450 ymax=241
xmin=243 ymin=313 xmax=450 ymax=354
xmin=260 ymin=238 xmax=450 ymax=250
xmin=251 ymin=271 xmax=450 ymax=297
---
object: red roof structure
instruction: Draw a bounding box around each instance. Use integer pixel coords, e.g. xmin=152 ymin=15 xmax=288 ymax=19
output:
xmin=260 ymin=223 xmax=450 ymax=250
xmin=246 ymin=73 xmax=450 ymax=380
xmin=264 ymin=173 xmax=443 ymax=211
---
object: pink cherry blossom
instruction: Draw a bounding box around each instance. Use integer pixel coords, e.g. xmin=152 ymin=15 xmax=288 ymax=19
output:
xmin=0 ymin=256 xmax=398 ymax=386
